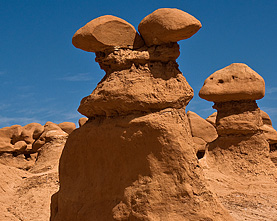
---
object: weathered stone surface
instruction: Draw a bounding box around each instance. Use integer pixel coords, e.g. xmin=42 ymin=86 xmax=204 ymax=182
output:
xmin=214 ymin=100 xmax=263 ymax=135
xmin=78 ymin=117 xmax=88 ymax=127
xmin=261 ymin=124 xmax=277 ymax=145
xmin=192 ymin=137 xmax=206 ymax=152
xmin=187 ymin=111 xmax=217 ymax=143
xmin=138 ymin=8 xmax=201 ymax=46
xmin=58 ymin=122 xmax=76 ymax=134
xmin=13 ymin=141 xmax=27 ymax=152
xmin=260 ymin=110 xmax=272 ymax=125
xmin=51 ymin=109 xmax=232 ymax=221
xmin=206 ymin=112 xmax=217 ymax=127
xmin=0 ymin=125 xmax=22 ymax=153
xmin=78 ymin=47 xmax=193 ymax=118
xmin=199 ymin=63 xmax=265 ymax=102
xmin=20 ymin=123 xmax=44 ymax=144
xmin=72 ymin=15 xmax=144 ymax=52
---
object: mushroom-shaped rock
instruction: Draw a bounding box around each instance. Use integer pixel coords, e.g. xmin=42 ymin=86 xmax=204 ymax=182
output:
xmin=72 ymin=15 xmax=144 ymax=52
xmin=199 ymin=63 xmax=265 ymax=102
xmin=138 ymin=8 xmax=202 ymax=46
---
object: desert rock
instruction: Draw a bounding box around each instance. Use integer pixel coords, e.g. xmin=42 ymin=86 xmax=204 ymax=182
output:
xmin=0 ymin=121 xmax=70 ymax=220
xmin=58 ymin=122 xmax=76 ymax=134
xmin=72 ymin=15 xmax=144 ymax=52
xmin=138 ymin=8 xmax=202 ymax=46
xmin=199 ymin=64 xmax=277 ymax=220
xmin=187 ymin=111 xmax=217 ymax=143
xmin=206 ymin=112 xmax=217 ymax=126
xmin=78 ymin=117 xmax=88 ymax=127
xmin=199 ymin=63 xmax=265 ymax=102
xmin=51 ymin=11 xmax=233 ymax=221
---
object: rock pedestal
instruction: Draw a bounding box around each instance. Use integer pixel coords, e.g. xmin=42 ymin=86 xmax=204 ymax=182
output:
xmin=51 ymin=9 xmax=232 ymax=221
xmin=199 ymin=63 xmax=277 ymax=220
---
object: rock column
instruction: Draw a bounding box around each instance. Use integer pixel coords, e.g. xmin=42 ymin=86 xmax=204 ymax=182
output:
xmin=51 ymin=9 xmax=232 ymax=221
xmin=199 ymin=63 xmax=277 ymax=220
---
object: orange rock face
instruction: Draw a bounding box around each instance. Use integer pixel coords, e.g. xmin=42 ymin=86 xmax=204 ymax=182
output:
xmin=138 ymin=8 xmax=202 ymax=46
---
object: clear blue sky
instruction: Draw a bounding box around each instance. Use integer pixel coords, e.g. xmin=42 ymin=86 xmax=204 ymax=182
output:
xmin=0 ymin=0 xmax=276 ymax=128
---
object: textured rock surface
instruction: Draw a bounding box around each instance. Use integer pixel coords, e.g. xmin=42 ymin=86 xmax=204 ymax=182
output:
xmin=187 ymin=111 xmax=217 ymax=143
xmin=138 ymin=8 xmax=201 ymax=46
xmin=206 ymin=112 xmax=217 ymax=126
xmin=72 ymin=15 xmax=144 ymax=52
xmin=199 ymin=63 xmax=265 ymax=102
xmin=0 ymin=121 xmax=69 ymax=221
xmin=52 ymin=109 xmax=231 ymax=221
xmin=78 ymin=43 xmax=193 ymax=118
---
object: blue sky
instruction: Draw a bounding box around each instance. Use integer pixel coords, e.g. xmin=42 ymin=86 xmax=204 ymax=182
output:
xmin=0 ymin=0 xmax=276 ymax=128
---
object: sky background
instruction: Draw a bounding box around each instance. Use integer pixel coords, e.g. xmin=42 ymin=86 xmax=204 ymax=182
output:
xmin=0 ymin=0 xmax=276 ymax=128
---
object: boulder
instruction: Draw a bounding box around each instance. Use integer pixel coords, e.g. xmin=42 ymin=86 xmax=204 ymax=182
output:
xmin=72 ymin=15 xmax=144 ymax=52
xmin=20 ymin=123 xmax=44 ymax=144
xmin=187 ymin=111 xmax=217 ymax=143
xmin=206 ymin=112 xmax=217 ymax=126
xmin=138 ymin=8 xmax=201 ymax=46
xmin=199 ymin=63 xmax=265 ymax=102
xmin=58 ymin=122 xmax=76 ymax=134
xmin=0 ymin=125 xmax=22 ymax=153
xmin=78 ymin=117 xmax=88 ymax=127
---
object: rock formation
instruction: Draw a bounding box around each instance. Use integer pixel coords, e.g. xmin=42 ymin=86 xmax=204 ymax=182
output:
xmin=199 ymin=63 xmax=277 ymax=220
xmin=0 ymin=121 xmax=75 ymax=221
xmin=51 ymin=9 xmax=233 ymax=221
xmin=187 ymin=111 xmax=217 ymax=159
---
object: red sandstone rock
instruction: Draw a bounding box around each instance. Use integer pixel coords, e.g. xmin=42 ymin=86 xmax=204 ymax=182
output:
xmin=187 ymin=111 xmax=217 ymax=143
xmin=206 ymin=112 xmax=217 ymax=126
xmin=138 ymin=8 xmax=202 ymax=46
xmin=199 ymin=64 xmax=277 ymax=220
xmin=72 ymin=15 xmax=144 ymax=52
xmin=78 ymin=117 xmax=88 ymax=127
xmin=58 ymin=122 xmax=76 ymax=134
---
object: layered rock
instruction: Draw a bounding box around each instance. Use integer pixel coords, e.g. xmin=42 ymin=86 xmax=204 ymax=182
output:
xmin=199 ymin=63 xmax=277 ymax=220
xmin=51 ymin=9 xmax=232 ymax=221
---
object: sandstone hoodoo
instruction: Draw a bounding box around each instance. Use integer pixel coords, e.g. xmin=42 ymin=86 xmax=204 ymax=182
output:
xmin=51 ymin=9 xmax=232 ymax=221
xmin=199 ymin=63 xmax=277 ymax=220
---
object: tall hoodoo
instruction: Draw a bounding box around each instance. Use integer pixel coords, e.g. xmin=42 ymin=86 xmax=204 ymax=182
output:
xmin=199 ymin=63 xmax=277 ymax=220
xmin=51 ymin=9 xmax=233 ymax=221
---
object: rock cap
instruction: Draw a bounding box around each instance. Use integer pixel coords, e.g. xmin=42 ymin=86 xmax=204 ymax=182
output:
xmin=138 ymin=8 xmax=202 ymax=46
xmin=199 ymin=63 xmax=265 ymax=102
xmin=72 ymin=15 xmax=144 ymax=52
